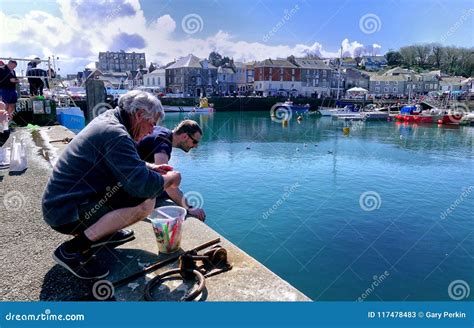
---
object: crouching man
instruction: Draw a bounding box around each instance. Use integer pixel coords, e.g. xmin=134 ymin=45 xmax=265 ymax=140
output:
xmin=137 ymin=120 xmax=206 ymax=221
xmin=42 ymin=90 xmax=181 ymax=279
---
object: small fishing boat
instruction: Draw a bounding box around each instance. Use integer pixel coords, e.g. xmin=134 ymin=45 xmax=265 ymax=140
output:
xmin=275 ymin=101 xmax=310 ymax=114
xmin=319 ymin=105 xmax=355 ymax=116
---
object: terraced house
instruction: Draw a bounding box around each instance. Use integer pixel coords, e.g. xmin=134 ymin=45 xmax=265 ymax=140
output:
xmin=165 ymin=54 xmax=217 ymax=97
xmin=293 ymin=58 xmax=333 ymax=97
xmin=253 ymin=59 xmax=301 ymax=97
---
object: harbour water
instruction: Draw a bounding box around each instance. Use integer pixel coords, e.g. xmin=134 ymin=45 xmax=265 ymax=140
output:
xmin=161 ymin=111 xmax=474 ymax=301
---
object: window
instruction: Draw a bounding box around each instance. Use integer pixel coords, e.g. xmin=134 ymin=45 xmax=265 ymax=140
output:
xmin=280 ymin=83 xmax=283 ymax=89
xmin=384 ymin=87 xmax=389 ymax=92
xmin=269 ymin=83 xmax=272 ymax=89
xmin=323 ymin=70 xmax=327 ymax=77
xmin=158 ymin=77 xmax=161 ymax=85
xmin=292 ymin=76 xmax=295 ymax=81
xmin=375 ymin=87 xmax=380 ymax=92
xmin=376 ymin=81 xmax=380 ymax=85
xmin=292 ymin=69 xmax=295 ymax=74
xmin=394 ymin=81 xmax=398 ymax=85
xmin=393 ymin=87 xmax=397 ymax=92
xmin=385 ymin=81 xmax=389 ymax=85
xmin=152 ymin=78 xmax=155 ymax=85
xmin=312 ymin=79 xmax=315 ymax=87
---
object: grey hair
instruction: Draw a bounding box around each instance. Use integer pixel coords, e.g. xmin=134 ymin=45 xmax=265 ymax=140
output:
xmin=118 ymin=90 xmax=164 ymax=121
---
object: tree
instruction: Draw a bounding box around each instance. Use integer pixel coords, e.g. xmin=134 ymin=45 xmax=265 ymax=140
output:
xmin=413 ymin=44 xmax=431 ymax=67
xmin=443 ymin=46 xmax=460 ymax=75
xmin=430 ymin=43 xmax=445 ymax=68
xmin=385 ymin=50 xmax=404 ymax=66
xmin=208 ymin=51 xmax=223 ymax=67
xmin=148 ymin=63 xmax=156 ymax=73
xmin=400 ymin=46 xmax=417 ymax=66
xmin=353 ymin=47 xmax=364 ymax=66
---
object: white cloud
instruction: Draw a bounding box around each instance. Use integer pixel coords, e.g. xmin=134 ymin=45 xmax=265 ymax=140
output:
xmin=0 ymin=1 xmax=382 ymax=74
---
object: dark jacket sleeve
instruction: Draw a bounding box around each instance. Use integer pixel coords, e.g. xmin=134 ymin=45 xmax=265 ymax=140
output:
xmin=103 ymin=133 xmax=165 ymax=199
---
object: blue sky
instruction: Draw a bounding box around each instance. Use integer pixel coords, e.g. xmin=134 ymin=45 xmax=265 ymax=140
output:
xmin=0 ymin=0 xmax=472 ymax=73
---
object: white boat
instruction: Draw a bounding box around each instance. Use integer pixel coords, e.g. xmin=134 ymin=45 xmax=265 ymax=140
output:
xmin=319 ymin=105 xmax=354 ymax=116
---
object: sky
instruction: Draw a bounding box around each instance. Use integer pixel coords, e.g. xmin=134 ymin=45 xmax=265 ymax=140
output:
xmin=0 ymin=0 xmax=472 ymax=74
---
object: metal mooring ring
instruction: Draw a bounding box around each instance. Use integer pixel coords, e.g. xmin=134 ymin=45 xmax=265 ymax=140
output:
xmin=144 ymin=268 xmax=205 ymax=301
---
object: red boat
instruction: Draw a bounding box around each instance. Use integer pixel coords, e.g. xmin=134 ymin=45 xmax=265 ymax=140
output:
xmin=403 ymin=115 xmax=417 ymax=122
xmin=437 ymin=111 xmax=464 ymax=125
xmin=414 ymin=115 xmax=434 ymax=123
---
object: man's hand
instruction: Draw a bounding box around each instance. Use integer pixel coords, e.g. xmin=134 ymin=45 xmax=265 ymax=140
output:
xmin=9 ymin=78 xmax=19 ymax=83
xmin=162 ymin=170 xmax=181 ymax=189
xmin=188 ymin=207 xmax=206 ymax=221
xmin=0 ymin=110 xmax=8 ymax=129
xmin=148 ymin=163 xmax=173 ymax=175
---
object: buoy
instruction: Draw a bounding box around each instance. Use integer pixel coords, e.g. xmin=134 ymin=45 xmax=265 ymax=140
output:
xmin=343 ymin=127 xmax=350 ymax=135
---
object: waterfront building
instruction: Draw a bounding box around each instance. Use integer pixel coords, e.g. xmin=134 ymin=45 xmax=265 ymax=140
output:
xmin=142 ymin=68 xmax=166 ymax=90
xmin=233 ymin=61 xmax=248 ymax=94
xmin=217 ymin=65 xmax=237 ymax=95
xmin=98 ymin=51 xmax=146 ymax=73
xmin=369 ymin=75 xmax=407 ymax=96
xmin=253 ymin=59 xmax=301 ymax=97
xmin=245 ymin=62 xmax=255 ymax=94
xmin=165 ymin=54 xmax=217 ymax=97
xmin=294 ymin=58 xmax=332 ymax=97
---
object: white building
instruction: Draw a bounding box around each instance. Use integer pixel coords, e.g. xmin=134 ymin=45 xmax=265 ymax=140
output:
xmin=142 ymin=69 xmax=166 ymax=90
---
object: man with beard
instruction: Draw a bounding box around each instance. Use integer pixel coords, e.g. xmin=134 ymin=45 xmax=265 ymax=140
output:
xmin=137 ymin=120 xmax=206 ymax=221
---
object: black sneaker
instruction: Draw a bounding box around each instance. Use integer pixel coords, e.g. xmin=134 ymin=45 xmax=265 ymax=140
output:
xmin=53 ymin=243 xmax=109 ymax=280
xmin=90 ymin=229 xmax=135 ymax=249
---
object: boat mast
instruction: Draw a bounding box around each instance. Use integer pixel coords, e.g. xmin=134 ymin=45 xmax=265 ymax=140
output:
xmin=336 ymin=46 xmax=342 ymax=100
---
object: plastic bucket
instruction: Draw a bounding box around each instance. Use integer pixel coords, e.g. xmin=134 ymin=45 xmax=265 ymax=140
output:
xmin=149 ymin=206 xmax=186 ymax=254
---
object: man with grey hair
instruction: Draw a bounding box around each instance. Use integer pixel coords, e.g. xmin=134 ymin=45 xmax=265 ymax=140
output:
xmin=43 ymin=90 xmax=181 ymax=279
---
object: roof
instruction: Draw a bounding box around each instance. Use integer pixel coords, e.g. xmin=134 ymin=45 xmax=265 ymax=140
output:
xmin=383 ymin=67 xmax=414 ymax=76
xmin=294 ymin=58 xmax=331 ymax=69
xmin=254 ymin=59 xmax=297 ymax=68
xmin=362 ymin=56 xmax=387 ymax=64
xmin=370 ymin=75 xmax=407 ymax=82
xmin=218 ymin=67 xmax=235 ymax=74
xmin=143 ymin=69 xmax=165 ymax=76
xmin=167 ymin=54 xmax=216 ymax=69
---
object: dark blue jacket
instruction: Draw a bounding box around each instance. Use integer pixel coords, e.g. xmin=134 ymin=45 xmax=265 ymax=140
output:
xmin=42 ymin=108 xmax=164 ymax=227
